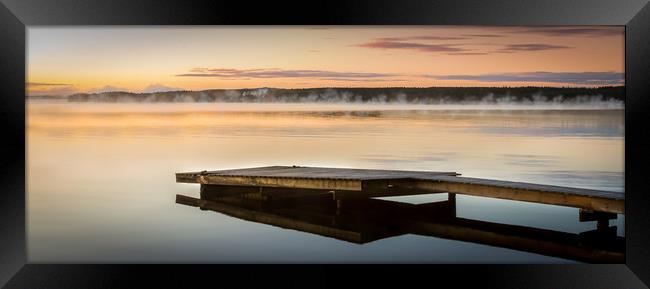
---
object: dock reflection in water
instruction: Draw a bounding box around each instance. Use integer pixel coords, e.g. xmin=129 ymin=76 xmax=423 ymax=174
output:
xmin=176 ymin=185 xmax=624 ymax=263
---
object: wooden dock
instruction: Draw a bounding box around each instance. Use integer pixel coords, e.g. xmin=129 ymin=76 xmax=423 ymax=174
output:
xmin=176 ymin=166 xmax=624 ymax=214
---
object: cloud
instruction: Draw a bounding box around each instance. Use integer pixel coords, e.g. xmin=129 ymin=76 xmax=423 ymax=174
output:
xmin=375 ymin=36 xmax=468 ymax=41
xmin=87 ymin=85 xmax=130 ymax=93
xmin=27 ymin=83 xmax=79 ymax=96
xmin=496 ymin=43 xmax=572 ymax=53
xmin=141 ymin=83 xmax=185 ymax=93
xmin=461 ymin=34 xmax=503 ymax=38
xmin=316 ymin=78 xmax=406 ymax=82
xmin=27 ymin=82 xmax=72 ymax=87
xmin=355 ymin=35 xmax=572 ymax=55
xmin=446 ymin=52 xmax=490 ymax=56
xmin=426 ymin=71 xmax=624 ymax=85
xmin=355 ymin=40 xmax=466 ymax=53
xmin=511 ymin=27 xmax=623 ymax=37
xmin=353 ymin=35 xmax=471 ymax=54
xmin=177 ymin=68 xmax=398 ymax=80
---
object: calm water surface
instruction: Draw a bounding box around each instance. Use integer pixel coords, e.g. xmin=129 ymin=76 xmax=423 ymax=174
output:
xmin=27 ymin=101 xmax=625 ymax=263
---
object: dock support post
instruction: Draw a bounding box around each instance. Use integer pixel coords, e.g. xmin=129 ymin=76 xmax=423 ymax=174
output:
xmin=448 ymin=193 xmax=457 ymax=217
xmin=597 ymin=219 xmax=609 ymax=231
xmin=579 ymin=209 xmax=616 ymax=231
xmin=336 ymin=199 xmax=342 ymax=215
xmin=331 ymin=191 xmax=342 ymax=215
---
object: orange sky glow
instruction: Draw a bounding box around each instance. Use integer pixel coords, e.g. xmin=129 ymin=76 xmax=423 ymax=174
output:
xmin=27 ymin=26 xmax=624 ymax=95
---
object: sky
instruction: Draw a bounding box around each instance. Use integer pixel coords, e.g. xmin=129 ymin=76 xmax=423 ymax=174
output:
xmin=27 ymin=26 xmax=624 ymax=95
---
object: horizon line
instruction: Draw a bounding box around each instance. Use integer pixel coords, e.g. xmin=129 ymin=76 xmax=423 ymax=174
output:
xmin=27 ymin=84 xmax=626 ymax=97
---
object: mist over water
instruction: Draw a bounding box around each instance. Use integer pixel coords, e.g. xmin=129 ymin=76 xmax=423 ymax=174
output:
xmin=60 ymin=87 xmax=625 ymax=109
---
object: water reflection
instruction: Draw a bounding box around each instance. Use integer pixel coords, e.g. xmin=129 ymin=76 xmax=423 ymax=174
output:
xmin=28 ymin=103 xmax=623 ymax=140
xmin=176 ymin=186 xmax=624 ymax=263
xmin=359 ymin=152 xmax=460 ymax=165
xmin=28 ymin=102 xmax=624 ymax=262
xmin=523 ymin=171 xmax=624 ymax=192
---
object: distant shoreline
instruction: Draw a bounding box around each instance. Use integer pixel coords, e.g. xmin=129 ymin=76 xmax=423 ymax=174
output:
xmin=28 ymin=86 xmax=625 ymax=104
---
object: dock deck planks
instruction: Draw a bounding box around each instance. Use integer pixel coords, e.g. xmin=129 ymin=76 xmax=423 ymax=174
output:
xmin=179 ymin=165 xmax=459 ymax=180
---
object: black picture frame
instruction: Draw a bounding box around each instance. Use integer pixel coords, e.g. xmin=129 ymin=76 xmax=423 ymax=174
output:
xmin=1 ymin=0 xmax=649 ymax=288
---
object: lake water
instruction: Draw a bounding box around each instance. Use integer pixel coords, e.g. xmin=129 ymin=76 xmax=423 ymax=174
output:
xmin=27 ymin=101 xmax=625 ymax=263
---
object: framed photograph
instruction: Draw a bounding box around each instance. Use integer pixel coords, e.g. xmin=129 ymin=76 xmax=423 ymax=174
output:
xmin=1 ymin=0 xmax=649 ymax=287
